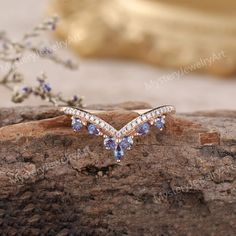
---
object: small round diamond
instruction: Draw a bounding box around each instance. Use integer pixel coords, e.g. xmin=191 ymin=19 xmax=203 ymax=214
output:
xmin=71 ymin=117 xmax=83 ymax=131
xmin=137 ymin=122 xmax=150 ymax=135
xmin=87 ymin=124 xmax=99 ymax=135
xmin=120 ymin=136 xmax=133 ymax=150
xmin=104 ymin=137 xmax=116 ymax=150
xmin=155 ymin=117 xmax=165 ymax=129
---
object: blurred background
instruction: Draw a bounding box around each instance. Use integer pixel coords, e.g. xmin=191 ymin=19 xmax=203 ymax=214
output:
xmin=0 ymin=0 xmax=235 ymax=112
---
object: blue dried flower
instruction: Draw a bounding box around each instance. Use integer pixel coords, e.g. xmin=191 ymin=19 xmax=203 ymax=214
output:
xmin=72 ymin=95 xmax=78 ymax=101
xmin=21 ymin=86 xmax=32 ymax=94
xmin=42 ymin=83 xmax=52 ymax=92
xmin=37 ymin=78 xmax=45 ymax=84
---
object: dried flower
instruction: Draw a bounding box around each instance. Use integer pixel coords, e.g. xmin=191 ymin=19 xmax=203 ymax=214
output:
xmin=11 ymin=73 xmax=83 ymax=107
xmin=0 ymin=17 xmax=83 ymax=107
xmin=21 ymin=86 xmax=32 ymax=94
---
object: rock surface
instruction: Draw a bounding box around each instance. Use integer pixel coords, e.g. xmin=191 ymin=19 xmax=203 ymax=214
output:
xmin=0 ymin=103 xmax=235 ymax=235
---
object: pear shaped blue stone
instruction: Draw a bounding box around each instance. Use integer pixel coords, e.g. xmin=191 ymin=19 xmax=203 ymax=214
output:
xmin=104 ymin=137 xmax=116 ymax=150
xmin=71 ymin=117 xmax=83 ymax=131
xmin=114 ymin=144 xmax=124 ymax=161
xmin=156 ymin=117 xmax=165 ymax=129
xmin=137 ymin=122 xmax=150 ymax=135
xmin=120 ymin=136 xmax=133 ymax=150
xmin=87 ymin=124 xmax=99 ymax=135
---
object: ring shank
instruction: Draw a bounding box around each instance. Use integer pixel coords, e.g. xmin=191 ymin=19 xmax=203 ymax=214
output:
xmin=63 ymin=105 xmax=176 ymax=115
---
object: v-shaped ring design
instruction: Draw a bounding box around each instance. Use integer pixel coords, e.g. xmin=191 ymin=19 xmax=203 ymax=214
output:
xmin=61 ymin=105 xmax=175 ymax=161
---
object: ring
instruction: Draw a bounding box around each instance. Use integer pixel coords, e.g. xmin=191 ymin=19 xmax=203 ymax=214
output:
xmin=61 ymin=105 xmax=176 ymax=162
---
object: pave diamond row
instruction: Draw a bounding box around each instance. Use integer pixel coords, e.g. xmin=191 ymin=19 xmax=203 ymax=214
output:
xmin=61 ymin=105 xmax=175 ymax=138
xmin=117 ymin=105 xmax=175 ymax=137
xmin=61 ymin=107 xmax=117 ymax=136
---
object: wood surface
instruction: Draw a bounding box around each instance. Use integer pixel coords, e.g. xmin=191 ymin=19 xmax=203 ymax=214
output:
xmin=0 ymin=103 xmax=235 ymax=235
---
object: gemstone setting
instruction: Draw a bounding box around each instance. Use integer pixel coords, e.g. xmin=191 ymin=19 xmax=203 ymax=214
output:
xmin=155 ymin=117 xmax=165 ymax=129
xmin=114 ymin=144 xmax=124 ymax=161
xmin=71 ymin=117 xmax=83 ymax=131
xmin=104 ymin=137 xmax=116 ymax=150
xmin=137 ymin=122 xmax=150 ymax=135
xmin=62 ymin=105 xmax=176 ymax=161
xmin=120 ymin=136 xmax=133 ymax=150
xmin=87 ymin=124 xmax=100 ymax=135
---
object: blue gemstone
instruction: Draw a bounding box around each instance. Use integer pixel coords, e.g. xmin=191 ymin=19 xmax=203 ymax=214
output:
xmin=137 ymin=122 xmax=150 ymax=135
xmin=104 ymin=137 xmax=116 ymax=150
xmin=156 ymin=117 xmax=165 ymax=129
xmin=71 ymin=117 xmax=82 ymax=131
xmin=120 ymin=136 xmax=133 ymax=150
xmin=87 ymin=124 xmax=99 ymax=135
xmin=114 ymin=144 xmax=124 ymax=161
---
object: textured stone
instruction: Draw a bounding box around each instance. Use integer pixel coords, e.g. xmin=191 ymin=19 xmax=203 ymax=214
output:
xmin=0 ymin=104 xmax=235 ymax=235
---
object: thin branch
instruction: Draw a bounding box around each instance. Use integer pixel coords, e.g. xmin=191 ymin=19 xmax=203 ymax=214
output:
xmin=0 ymin=16 xmax=83 ymax=107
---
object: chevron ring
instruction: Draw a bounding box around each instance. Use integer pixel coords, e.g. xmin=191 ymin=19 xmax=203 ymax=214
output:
xmin=61 ymin=105 xmax=176 ymax=162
